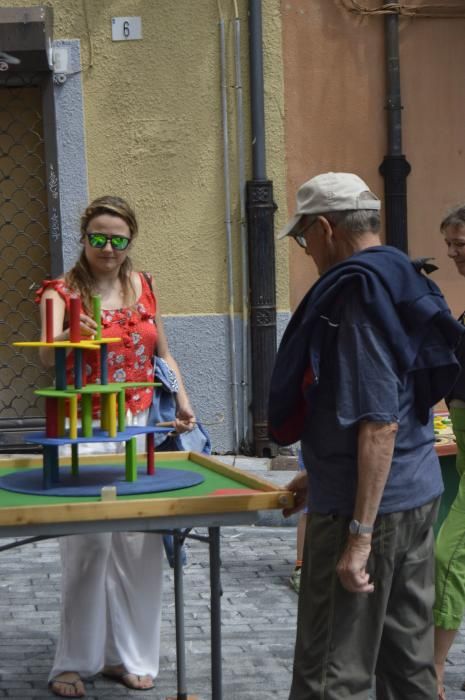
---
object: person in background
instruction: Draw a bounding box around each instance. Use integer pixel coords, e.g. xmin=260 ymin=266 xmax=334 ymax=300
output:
xmin=37 ymin=196 xmax=195 ymax=698
xmin=269 ymin=172 xmax=464 ymax=700
xmin=289 ymin=450 xmax=307 ymax=594
xmin=434 ymin=205 xmax=465 ymax=700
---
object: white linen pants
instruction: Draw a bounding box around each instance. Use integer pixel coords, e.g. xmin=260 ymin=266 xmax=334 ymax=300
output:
xmin=50 ymin=409 xmax=163 ymax=681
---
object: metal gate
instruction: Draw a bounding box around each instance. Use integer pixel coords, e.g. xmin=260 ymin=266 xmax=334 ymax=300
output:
xmin=0 ymin=71 xmax=59 ymax=451
xmin=0 ymin=7 xmax=63 ymax=451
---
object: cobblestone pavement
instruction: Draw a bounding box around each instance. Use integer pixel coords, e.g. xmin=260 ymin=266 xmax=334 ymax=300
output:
xmin=0 ymin=526 xmax=296 ymax=699
xmin=0 ymin=525 xmax=464 ymax=699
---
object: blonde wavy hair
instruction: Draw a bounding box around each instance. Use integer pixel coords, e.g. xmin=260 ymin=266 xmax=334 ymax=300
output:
xmin=65 ymin=196 xmax=139 ymax=312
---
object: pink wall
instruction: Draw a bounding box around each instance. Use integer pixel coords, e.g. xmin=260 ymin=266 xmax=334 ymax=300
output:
xmin=281 ymin=1 xmax=465 ymax=316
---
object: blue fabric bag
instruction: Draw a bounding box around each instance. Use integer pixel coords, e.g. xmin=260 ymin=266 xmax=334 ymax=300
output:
xmin=148 ymin=356 xmax=211 ymax=454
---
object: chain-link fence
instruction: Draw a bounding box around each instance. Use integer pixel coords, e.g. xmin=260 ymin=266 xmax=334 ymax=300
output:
xmin=0 ymin=73 xmax=54 ymax=450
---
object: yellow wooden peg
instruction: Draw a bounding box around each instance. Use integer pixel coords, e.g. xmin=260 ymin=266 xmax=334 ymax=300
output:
xmin=69 ymin=395 xmax=78 ymax=439
xmin=108 ymin=393 xmax=117 ymax=438
xmin=13 ymin=341 xmax=100 ymax=350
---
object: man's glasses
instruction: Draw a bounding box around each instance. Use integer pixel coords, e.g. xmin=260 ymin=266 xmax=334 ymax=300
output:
xmin=293 ymin=217 xmax=318 ymax=248
xmin=86 ymin=233 xmax=131 ymax=251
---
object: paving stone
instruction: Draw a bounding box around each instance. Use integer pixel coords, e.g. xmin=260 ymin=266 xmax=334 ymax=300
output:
xmin=0 ymin=523 xmax=463 ymax=698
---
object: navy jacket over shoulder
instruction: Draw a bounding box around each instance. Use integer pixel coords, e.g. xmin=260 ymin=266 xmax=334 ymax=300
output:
xmin=268 ymin=246 xmax=465 ymax=446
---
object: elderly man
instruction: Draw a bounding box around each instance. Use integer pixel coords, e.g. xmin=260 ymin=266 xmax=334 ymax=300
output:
xmin=269 ymin=173 xmax=464 ymax=700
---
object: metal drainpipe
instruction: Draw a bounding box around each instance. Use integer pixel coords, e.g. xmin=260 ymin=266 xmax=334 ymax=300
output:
xmin=219 ymin=15 xmax=240 ymax=452
xmin=379 ymin=0 xmax=411 ymax=251
xmin=246 ymin=0 xmax=278 ymax=457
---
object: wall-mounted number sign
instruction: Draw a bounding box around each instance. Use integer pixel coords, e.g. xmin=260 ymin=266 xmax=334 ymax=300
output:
xmin=111 ymin=17 xmax=142 ymax=41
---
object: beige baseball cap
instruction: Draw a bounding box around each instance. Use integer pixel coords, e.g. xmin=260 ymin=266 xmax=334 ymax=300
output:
xmin=278 ymin=172 xmax=381 ymax=239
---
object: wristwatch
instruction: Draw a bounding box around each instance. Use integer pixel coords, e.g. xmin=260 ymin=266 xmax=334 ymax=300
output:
xmin=349 ymin=519 xmax=374 ymax=536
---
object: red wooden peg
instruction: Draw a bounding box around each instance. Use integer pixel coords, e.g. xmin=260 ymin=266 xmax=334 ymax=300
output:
xmin=69 ymin=297 xmax=81 ymax=342
xmin=147 ymin=432 xmax=155 ymax=475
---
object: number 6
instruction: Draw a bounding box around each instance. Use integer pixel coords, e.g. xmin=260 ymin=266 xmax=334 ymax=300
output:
xmin=123 ymin=21 xmax=130 ymax=38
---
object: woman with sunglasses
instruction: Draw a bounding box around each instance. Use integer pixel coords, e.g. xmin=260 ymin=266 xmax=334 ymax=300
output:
xmin=36 ymin=195 xmax=195 ymax=698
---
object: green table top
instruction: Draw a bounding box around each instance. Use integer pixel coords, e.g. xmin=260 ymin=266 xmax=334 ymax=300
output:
xmin=0 ymin=456 xmax=249 ymax=508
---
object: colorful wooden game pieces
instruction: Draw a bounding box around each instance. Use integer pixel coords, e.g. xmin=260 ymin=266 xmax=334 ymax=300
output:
xmin=13 ymin=295 xmax=164 ymax=489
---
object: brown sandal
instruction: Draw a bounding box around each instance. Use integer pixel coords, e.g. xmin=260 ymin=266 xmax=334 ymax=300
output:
xmin=102 ymin=665 xmax=154 ymax=690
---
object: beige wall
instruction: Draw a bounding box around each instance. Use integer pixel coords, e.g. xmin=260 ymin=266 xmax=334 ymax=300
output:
xmin=280 ymin=0 xmax=465 ymax=316
xmin=3 ymin=0 xmax=288 ymax=315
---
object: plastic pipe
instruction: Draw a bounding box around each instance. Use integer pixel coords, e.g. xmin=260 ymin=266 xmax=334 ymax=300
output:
xmin=219 ymin=14 xmax=240 ymax=452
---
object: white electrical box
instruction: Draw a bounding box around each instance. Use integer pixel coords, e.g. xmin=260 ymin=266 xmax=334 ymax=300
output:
xmin=111 ymin=17 xmax=142 ymax=42
xmin=53 ymin=47 xmax=69 ymax=73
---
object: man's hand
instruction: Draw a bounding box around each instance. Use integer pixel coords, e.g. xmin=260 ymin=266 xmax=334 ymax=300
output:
xmin=336 ymin=534 xmax=374 ymax=593
xmin=283 ymin=471 xmax=308 ymax=517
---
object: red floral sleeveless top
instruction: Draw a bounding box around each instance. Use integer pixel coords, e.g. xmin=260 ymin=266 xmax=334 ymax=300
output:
xmin=35 ymin=272 xmax=158 ymax=416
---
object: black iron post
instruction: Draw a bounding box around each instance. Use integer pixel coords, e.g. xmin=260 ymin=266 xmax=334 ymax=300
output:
xmin=246 ymin=0 xmax=278 ymax=457
xmin=209 ymin=527 xmax=222 ymax=699
xmin=379 ymin=0 xmax=411 ymax=252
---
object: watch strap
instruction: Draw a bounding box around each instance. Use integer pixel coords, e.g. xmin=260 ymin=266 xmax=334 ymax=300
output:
xmin=349 ymin=519 xmax=374 ymax=535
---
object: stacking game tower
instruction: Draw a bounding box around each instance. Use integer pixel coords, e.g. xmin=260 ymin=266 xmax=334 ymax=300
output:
xmin=8 ymin=295 xmax=203 ymax=496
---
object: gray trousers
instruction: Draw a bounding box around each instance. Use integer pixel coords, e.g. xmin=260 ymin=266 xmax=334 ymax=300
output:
xmin=289 ymin=499 xmax=439 ymax=700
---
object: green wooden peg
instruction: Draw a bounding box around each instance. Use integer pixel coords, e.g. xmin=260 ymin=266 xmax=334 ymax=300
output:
xmin=117 ymin=389 xmax=126 ymax=432
xmin=81 ymin=394 xmax=93 ymax=438
xmin=125 ymin=437 xmax=138 ymax=482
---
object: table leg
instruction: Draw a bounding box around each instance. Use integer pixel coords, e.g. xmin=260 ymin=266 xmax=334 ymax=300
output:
xmin=166 ymin=529 xmax=198 ymax=700
xmin=209 ymin=526 xmax=223 ymax=700
xmin=166 ymin=530 xmax=199 ymax=700
xmin=171 ymin=530 xmax=188 ymax=700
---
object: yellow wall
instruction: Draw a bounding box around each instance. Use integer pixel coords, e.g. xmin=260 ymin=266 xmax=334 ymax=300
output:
xmin=2 ymin=0 xmax=289 ymax=316
xmin=281 ymin=1 xmax=465 ymax=316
